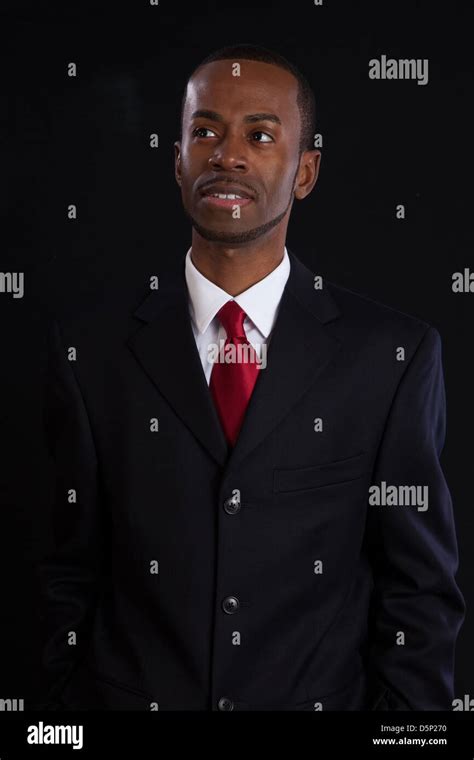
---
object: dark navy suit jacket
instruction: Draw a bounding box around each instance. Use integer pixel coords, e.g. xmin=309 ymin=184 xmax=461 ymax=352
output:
xmin=35 ymin=249 xmax=465 ymax=710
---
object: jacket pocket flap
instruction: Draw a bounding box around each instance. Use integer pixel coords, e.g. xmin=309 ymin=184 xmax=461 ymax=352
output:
xmin=274 ymin=451 xmax=369 ymax=493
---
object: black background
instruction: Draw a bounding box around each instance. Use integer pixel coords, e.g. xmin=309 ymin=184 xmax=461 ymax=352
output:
xmin=2 ymin=0 xmax=473 ymax=707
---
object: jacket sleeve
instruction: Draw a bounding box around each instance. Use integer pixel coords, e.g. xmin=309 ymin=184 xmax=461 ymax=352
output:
xmin=35 ymin=318 xmax=107 ymax=708
xmin=366 ymin=326 xmax=465 ymax=710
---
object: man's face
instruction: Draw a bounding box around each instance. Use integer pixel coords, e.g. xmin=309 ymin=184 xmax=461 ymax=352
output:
xmin=174 ymin=59 xmax=318 ymax=245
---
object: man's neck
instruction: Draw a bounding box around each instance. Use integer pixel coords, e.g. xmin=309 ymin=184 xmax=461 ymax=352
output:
xmin=189 ymin=239 xmax=286 ymax=297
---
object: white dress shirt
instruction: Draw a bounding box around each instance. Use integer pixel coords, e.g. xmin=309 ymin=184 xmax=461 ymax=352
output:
xmin=185 ymin=246 xmax=291 ymax=384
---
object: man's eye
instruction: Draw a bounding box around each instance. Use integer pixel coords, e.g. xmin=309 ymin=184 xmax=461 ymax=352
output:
xmin=251 ymin=131 xmax=274 ymax=143
xmin=192 ymin=127 xmax=217 ymax=138
xmin=192 ymin=127 xmax=273 ymax=142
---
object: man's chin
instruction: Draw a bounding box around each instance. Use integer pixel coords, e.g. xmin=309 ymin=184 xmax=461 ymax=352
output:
xmin=185 ymin=208 xmax=289 ymax=245
xmin=191 ymin=222 xmax=260 ymax=245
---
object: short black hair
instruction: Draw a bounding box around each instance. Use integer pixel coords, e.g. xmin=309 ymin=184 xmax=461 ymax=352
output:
xmin=180 ymin=43 xmax=317 ymax=154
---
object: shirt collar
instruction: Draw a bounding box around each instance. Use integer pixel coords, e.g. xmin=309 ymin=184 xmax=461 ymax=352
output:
xmin=184 ymin=246 xmax=291 ymax=338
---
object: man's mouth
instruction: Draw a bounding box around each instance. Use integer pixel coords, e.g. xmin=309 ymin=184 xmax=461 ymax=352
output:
xmin=199 ymin=183 xmax=256 ymax=209
xmin=201 ymin=193 xmax=254 ymax=209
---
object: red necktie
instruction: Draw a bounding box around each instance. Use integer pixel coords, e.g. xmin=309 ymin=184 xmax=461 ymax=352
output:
xmin=210 ymin=300 xmax=260 ymax=446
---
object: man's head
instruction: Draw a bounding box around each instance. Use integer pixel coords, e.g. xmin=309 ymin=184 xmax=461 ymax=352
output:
xmin=174 ymin=43 xmax=321 ymax=246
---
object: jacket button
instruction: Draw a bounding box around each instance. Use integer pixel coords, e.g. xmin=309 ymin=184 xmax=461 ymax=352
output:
xmin=222 ymin=596 xmax=240 ymax=614
xmin=218 ymin=696 xmax=234 ymax=711
xmin=223 ymin=494 xmax=241 ymax=514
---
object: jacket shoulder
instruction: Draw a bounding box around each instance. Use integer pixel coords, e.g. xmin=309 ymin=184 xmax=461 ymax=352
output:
xmin=324 ymin=279 xmax=438 ymax=346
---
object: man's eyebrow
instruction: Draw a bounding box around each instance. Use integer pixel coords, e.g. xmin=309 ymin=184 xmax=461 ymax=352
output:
xmin=191 ymin=109 xmax=282 ymax=125
xmin=244 ymin=113 xmax=282 ymax=125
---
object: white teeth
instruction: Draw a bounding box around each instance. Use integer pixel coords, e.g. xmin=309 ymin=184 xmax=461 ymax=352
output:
xmin=210 ymin=193 xmax=244 ymax=199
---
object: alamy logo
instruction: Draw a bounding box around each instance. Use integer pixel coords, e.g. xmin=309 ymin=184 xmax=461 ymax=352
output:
xmin=27 ymin=721 xmax=83 ymax=750
xmin=207 ymin=339 xmax=267 ymax=369
xmin=368 ymin=482 xmax=429 ymax=512
xmin=369 ymin=55 xmax=429 ymax=86
xmin=452 ymin=695 xmax=474 ymax=710
xmin=0 ymin=272 xmax=24 ymax=298
xmin=452 ymin=268 xmax=474 ymax=292
xmin=0 ymin=697 xmax=24 ymax=710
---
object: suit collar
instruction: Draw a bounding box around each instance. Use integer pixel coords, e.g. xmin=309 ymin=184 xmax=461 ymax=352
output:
xmin=127 ymin=247 xmax=342 ymax=473
xmin=132 ymin=247 xmax=340 ymax=326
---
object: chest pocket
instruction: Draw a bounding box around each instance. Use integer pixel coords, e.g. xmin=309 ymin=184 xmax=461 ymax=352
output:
xmin=273 ymin=451 xmax=370 ymax=493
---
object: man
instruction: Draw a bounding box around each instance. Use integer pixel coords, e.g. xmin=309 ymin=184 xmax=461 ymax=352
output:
xmin=36 ymin=44 xmax=464 ymax=711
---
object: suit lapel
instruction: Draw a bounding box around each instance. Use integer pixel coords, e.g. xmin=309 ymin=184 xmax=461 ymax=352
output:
xmin=224 ymin=249 xmax=342 ymax=474
xmin=126 ymin=249 xmax=342 ymax=472
xmin=126 ymin=262 xmax=230 ymax=467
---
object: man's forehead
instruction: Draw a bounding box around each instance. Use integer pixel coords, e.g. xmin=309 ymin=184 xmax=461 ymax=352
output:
xmin=185 ymin=59 xmax=299 ymax=112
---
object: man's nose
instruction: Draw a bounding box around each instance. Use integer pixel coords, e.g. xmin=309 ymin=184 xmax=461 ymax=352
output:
xmin=208 ymin=133 xmax=248 ymax=171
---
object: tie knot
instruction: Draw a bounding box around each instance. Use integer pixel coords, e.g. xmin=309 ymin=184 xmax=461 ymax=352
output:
xmin=216 ymin=300 xmax=247 ymax=340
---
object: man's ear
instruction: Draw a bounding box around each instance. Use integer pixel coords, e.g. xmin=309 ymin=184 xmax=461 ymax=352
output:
xmin=294 ymin=149 xmax=321 ymax=200
xmin=174 ymin=141 xmax=182 ymax=186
